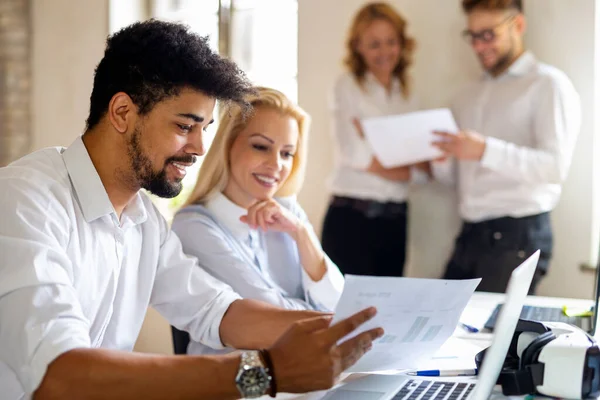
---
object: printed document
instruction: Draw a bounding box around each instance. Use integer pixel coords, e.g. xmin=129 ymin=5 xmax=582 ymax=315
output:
xmin=361 ymin=108 xmax=458 ymax=168
xmin=332 ymin=275 xmax=480 ymax=373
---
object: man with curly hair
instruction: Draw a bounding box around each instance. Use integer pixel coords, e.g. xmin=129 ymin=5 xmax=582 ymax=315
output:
xmin=0 ymin=20 xmax=382 ymax=399
xmin=432 ymin=0 xmax=581 ymax=294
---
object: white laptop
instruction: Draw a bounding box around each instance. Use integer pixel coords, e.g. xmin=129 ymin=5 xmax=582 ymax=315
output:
xmin=320 ymin=250 xmax=540 ymax=400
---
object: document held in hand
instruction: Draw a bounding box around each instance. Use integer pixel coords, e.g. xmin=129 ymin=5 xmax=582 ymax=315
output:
xmin=332 ymin=275 xmax=481 ymax=373
xmin=361 ymin=108 xmax=459 ymax=168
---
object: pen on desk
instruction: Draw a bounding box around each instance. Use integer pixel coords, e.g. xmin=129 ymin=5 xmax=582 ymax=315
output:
xmin=459 ymin=322 xmax=479 ymax=333
xmin=407 ymin=369 xmax=478 ymax=377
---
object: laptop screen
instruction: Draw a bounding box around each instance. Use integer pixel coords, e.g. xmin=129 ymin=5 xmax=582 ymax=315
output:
xmin=469 ymin=251 xmax=539 ymax=400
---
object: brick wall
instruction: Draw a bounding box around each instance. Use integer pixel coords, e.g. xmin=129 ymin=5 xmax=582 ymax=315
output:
xmin=0 ymin=0 xmax=31 ymax=166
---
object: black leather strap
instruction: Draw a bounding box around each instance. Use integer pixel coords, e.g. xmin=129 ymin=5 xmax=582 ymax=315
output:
xmin=260 ymin=349 xmax=277 ymax=398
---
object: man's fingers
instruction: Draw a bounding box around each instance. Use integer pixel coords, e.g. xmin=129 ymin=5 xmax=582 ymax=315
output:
xmin=336 ymin=328 xmax=384 ymax=371
xmin=432 ymin=141 xmax=454 ymax=154
xmin=292 ymin=315 xmax=333 ymax=334
xmin=324 ymin=307 xmax=378 ymax=345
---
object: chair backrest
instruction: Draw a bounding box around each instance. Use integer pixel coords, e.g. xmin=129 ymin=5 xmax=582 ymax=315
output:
xmin=171 ymin=325 xmax=191 ymax=355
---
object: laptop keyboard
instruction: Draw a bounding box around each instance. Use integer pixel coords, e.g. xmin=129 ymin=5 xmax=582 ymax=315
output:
xmin=484 ymin=304 xmax=588 ymax=330
xmin=392 ymin=380 xmax=475 ymax=400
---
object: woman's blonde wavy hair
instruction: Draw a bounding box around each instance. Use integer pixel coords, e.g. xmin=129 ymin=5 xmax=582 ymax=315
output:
xmin=344 ymin=2 xmax=416 ymax=98
xmin=184 ymin=87 xmax=310 ymax=206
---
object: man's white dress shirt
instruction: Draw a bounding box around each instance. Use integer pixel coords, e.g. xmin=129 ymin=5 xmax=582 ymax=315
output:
xmin=434 ymin=51 xmax=581 ymax=222
xmin=0 ymin=137 xmax=241 ymax=398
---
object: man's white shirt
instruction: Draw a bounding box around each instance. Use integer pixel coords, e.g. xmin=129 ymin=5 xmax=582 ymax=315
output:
xmin=433 ymin=51 xmax=581 ymax=222
xmin=0 ymin=136 xmax=241 ymax=398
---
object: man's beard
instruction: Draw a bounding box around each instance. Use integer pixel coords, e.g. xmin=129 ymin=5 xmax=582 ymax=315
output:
xmin=485 ymin=38 xmax=518 ymax=76
xmin=127 ymin=127 xmax=196 ymax=198
xmin=487 ymin=51 xmax=513 ymax=75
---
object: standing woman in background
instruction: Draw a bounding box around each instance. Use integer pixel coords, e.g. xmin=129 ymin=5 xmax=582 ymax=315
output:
xmin=321 ymin=2 xmax=424 ymax=277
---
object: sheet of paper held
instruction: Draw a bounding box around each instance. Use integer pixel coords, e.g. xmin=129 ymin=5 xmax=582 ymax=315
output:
xmin=331 ymin=275 xmax=481 ymax=373
xmin=361 ymin=108 xmax=459 ymax=168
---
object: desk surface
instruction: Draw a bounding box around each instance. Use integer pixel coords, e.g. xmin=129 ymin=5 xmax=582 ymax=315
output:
xmin=271 ymin=292 xmax=595 ymax=400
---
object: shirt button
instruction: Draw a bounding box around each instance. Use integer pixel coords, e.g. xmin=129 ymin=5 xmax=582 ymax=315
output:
xmin=517 ymin=250 xmax=526 ymax=258
xmin=493 ymin=232 xmax=502 ymax=240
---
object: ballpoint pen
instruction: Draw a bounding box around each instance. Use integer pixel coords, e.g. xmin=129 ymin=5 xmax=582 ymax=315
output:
xmin=459 ymin=322 xmax=479 ymax=333
xmin=407 ymin=368 xmax=478 ymax=377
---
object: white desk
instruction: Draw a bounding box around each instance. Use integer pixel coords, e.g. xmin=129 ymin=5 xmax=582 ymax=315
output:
xmin=272 ymin=292 xmax=595 ymax=400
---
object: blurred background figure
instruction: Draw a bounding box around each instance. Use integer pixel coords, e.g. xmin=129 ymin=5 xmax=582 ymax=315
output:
xmin=431 ymin=0 xmax=581 ymax=294
xmin=321 ymin=2 xmax=425 ymax=278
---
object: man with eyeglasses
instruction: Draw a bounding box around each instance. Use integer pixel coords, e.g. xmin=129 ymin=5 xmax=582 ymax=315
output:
xmin=431 ymin=0 xmax=581 ymax=294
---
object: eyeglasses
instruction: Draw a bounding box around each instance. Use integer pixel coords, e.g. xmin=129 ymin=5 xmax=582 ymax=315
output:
xmin=462 ymin=15 xmax=516 ymax=44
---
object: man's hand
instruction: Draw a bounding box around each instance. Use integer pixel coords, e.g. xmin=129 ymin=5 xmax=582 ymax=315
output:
xmin=268 ymin=307 xmax=383 ymax=393
xmin=432 ymin=130 xmax=486 ymax=161
xmin=240 ymin=199 xmax=301 ymax=233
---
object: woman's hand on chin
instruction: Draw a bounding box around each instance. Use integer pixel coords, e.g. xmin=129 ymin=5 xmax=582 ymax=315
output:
xmin=240 ymin=199 xmax=302 ymax=235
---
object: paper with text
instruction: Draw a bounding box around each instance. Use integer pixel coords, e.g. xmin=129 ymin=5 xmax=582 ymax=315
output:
xmin=332 ymin=275 xmax=481 ymax=373
xmin=361 ymin=108 xmax=459 ymax=168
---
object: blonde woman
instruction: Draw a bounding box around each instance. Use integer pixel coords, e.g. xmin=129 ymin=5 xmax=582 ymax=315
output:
xmin=322 ymin=2 xmax=425 ymax=278
xmin=172 ymin=87 xmax=344 ymax=355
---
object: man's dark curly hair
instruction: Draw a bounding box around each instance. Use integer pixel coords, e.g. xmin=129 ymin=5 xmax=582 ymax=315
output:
xmin=85 ymin=19 xmax=255 ymax=130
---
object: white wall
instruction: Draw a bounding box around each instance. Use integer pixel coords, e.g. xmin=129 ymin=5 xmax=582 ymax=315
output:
xmin=31 ymin=0 xmax=108 ymax=149
xmin=297 ymin=0 xmax=599 ymax=298
xmin=109 ymin=0 xmax=148 ymax=33
xmin=524 ymin=0 xmax=598 ymax=297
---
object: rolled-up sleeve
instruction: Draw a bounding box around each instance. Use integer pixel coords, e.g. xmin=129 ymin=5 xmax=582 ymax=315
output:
xmin=0 ymin=181 xmax=91 ymax=395
xmin=150 ymin=219 xmax=241 ymax=350
xmin=301 ymin=259 xmax=344 ymax=312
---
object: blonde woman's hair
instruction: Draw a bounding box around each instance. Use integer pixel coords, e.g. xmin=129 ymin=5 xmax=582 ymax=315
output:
xmin=184 ymin=86 xmax=310 ymax=206
xmin=344 ymin=2 xmax=416 ymax=98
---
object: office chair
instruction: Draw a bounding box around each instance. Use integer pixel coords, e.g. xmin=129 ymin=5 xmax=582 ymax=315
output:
xmin=171 ymin=325 xmax=191 ymax=355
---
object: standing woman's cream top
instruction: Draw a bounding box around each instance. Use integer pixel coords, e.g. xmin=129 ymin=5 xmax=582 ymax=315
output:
xmin=329 ymin=71 xmax=421 ymax=202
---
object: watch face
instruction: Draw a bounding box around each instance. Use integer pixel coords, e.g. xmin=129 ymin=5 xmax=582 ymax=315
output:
xmin=236 ymin=366 xmax=271 ymax=398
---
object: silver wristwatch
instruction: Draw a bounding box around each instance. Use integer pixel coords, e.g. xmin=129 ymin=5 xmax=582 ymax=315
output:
xmin=235 ymin=350 xmax=273 ymax=398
